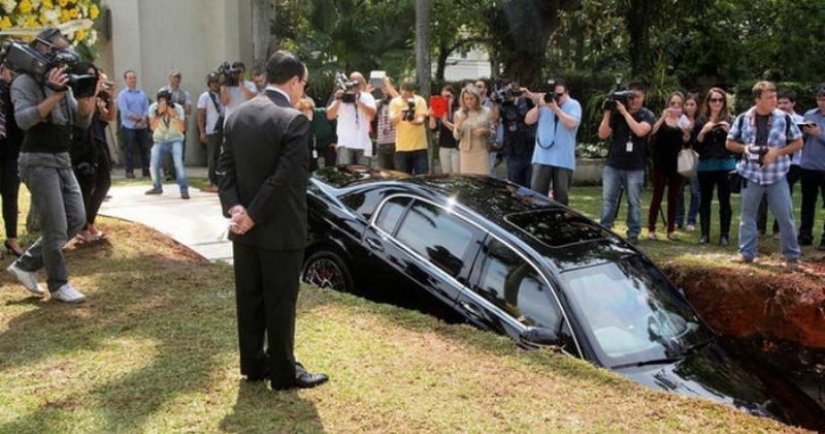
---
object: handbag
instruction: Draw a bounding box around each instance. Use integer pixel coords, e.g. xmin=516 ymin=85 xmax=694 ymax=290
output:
xmin=677 ymin=148 xmax=699 ymax=178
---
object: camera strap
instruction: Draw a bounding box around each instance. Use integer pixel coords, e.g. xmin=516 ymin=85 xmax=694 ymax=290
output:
xmin=208 ymin=91 xmax=222 ymax=114
xmin=536 ymin=111 xmax=558 ymax=150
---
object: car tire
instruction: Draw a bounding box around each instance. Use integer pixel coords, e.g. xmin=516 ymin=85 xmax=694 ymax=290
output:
xmin=301 ymin=249 xmax=354 ymax=293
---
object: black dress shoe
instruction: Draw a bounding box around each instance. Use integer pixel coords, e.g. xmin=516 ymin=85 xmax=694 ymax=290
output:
xmin=719 ymin=235 xmax=729 ymax=247
xmin=272 ymin=372 xmax=329 ymax=391
xmin=699 ymin=235 xmax=709 ymax=244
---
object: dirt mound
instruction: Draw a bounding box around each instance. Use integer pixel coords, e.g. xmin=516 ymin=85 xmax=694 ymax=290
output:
xmin=662 ymin=253 xmax=825 ymax=348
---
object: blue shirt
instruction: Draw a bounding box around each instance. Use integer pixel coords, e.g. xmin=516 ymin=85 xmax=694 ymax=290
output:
xmin=117 ymin=88 xmax=149 ymax=129
xmin=728 ymin=107 xmax=802 ymax=186
xmin=799 ymin=108 xmax=825 ymax=171
xmin=531 ymin=99 xmax=581 ymax=170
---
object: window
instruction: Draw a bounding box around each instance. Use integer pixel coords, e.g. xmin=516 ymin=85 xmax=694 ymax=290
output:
xmin=375 ymin=196 xmax=411 ymax=235
xmin=474 ymin=239 xmax=560 ymax=330
xmin=394 ymin=200 xmax=476 ymax=277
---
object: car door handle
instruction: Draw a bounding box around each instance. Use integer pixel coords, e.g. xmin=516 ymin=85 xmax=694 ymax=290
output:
xmin=459 ymin=301 xmax=483 ymax=319
xmin=365 ymin=237 xmax=384 ymax=252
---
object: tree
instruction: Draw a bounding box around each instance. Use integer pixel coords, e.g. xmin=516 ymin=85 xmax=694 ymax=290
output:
xmin=415 ymin=0 xmax=431 ymax=96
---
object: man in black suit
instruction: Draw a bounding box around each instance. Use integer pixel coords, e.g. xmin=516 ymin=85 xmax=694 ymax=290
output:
xmin=217 ymin=50 xmax=328 ymax=391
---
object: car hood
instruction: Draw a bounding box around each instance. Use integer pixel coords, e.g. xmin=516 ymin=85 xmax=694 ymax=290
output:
xmin=615 ymin=342 xmax=825 ymax=430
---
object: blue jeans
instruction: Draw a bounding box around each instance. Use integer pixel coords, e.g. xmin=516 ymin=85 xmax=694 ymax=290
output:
xmin=599 ymin=165 xmax=644 ymax=239
xmin=395 ymin=149 xmax=429 ymax=175
xmin=150 ymin=140 xmax=188 ymax=192
xmin=675 ymin=174 xmax=701 ymax=227
xmin=738 ymin=179 xmax=800 ymax=260
xmin=121 ymin=127 xmax=151 ymax=174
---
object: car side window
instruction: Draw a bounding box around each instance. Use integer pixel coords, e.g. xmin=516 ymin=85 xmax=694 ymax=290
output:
xmin=394 ymin=200 xmax=477 ymax=277
xmin=474 ymin=238 xmax=561 ymax=331
xmin=375 ymin=196 xmax=411 ymax=235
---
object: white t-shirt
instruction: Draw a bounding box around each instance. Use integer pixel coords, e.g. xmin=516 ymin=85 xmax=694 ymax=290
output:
xmin=223 ymin=80 xmax=259 ymax=122
xmin=335 ymin=92 xmax=376 ymax=155
xmin=197 ymin=91 xmax=222 ymax=135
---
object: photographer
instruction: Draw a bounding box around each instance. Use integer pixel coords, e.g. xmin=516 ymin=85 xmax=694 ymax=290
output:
xmin=389 ymin=80 xmax=429 ymax=174
xmin=219 ymin=61 xmax=258 ymax=123
xmin=7 ymin=28 xmax=98 ymax=303
xmin=726 ymin=81 xmax=803 ymax=267
xmin=326 ymin=71 xmax=376 ymax=165
xmin=70 ymin=64 xmax=117 ymax=244
xmin=496 ymin=79 xmax=535 ymax=187
xmin=159 ymin=70 xmax=192 ymax=181
xmin=597 ymin=82 xmax=655 ymax=244
xmin=145 ymin=90 xmax=189 ymax=199
xmin=524 ymin=79 xmax=581 ymax=205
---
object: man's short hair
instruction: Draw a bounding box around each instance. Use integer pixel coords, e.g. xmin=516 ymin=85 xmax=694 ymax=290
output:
xmin=123 ymin=69 xmax=135 ymax=79
xmin=206 ymin=72 xmax=219 ymax=85
xmin=752 ymin=81 xmax=776 ymax=100
xmin=553 ymin=78 xmax=567 ymax=93
xmin=400 ymin=81 xmax=416 ymax=92
xmin=231 ymin=61 xmax=245 ymax=70
xmin=169 ymin=70 xmax=182 ymax=78
xmin=265 ymin=51 xmax=305 ymax=85
xmin=777 ymin=89 xmax=796 ymax=103
xmin=628 ymin=82 xmax=646 ymax=92
xmin=816 ymin=83 xmax=825 ymax=98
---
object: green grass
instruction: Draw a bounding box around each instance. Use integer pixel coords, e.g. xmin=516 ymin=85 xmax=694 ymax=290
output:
xmin=0 ymin=185 xmax=807 ymax=433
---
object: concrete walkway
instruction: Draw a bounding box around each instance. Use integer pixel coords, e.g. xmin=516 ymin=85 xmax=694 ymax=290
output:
xmin=99 ymin=167 xmax=233 ymax=263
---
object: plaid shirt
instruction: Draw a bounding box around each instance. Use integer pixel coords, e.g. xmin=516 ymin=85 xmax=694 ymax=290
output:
xmin=728 ymin=107 xmax=802 ymax=185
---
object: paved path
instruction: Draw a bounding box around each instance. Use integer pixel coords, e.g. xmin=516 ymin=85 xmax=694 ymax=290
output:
xmin=99 ymin=167 xmax=233 ymax=263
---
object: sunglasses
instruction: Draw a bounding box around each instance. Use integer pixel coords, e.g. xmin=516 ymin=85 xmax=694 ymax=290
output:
xmin=709 ymin=98 xmax=725 ymax=103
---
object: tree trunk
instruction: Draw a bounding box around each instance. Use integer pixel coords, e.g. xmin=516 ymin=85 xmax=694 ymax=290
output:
xmin=415 ymin=0 xmax=431 ymax=96
xmin=252 ymin=0 xmax=277 ymax=67
xmin=435 ymin=42 xmax=450 ymax=83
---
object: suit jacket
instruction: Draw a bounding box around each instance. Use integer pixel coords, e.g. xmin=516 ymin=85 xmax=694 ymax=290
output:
xmin=218 ymin=90 xmax=310 ymax=250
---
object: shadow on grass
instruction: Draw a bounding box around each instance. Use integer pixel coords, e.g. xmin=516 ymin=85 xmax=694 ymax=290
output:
xmin=219 ymin=382 xmax=324 ymax=433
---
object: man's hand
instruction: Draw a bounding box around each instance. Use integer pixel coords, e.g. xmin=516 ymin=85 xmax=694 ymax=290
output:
xmin=199 ymin=132 xmax=207 ymax=143
xmin=229 ymin=205 xmax=255 ymax=235
xmin=761 ymin=147 xmax=780 ymax=167
xmin=334 ymin=90 xmax=345 ymax=100
xmin=46 ymin=67 xmax=69 ymax=96
xmin=803 ymin=124 xmax=821 ymax=136
xmin=615 ymin=100 xmax=628 ymax=116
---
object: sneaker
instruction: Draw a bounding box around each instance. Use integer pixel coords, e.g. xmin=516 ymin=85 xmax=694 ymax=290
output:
xmin=667 ymin=232 xmax=678 ymax=241
xmin=686 ymin=224 xmax=696 ymax=232
xmin=648 ymin=232 xmax=658 ymax=240
xmin=7 ymin=263 xmax=45 ymax=296
xmin=731 ymin=253 xmax=753 ymax=264
xmin=51 ymin=283 xmax=86 ymax=304
xmin=125 ymin=171 xmax=136 ymax=179
xmin=719 ymin=235 xmax=729 ymax=247
xmin=785 ymin=258 xmax=800 ymax=270
xmin=145 ymin=187 xmax=163 ymax=195
xmin=181 ymin=191 xmax=190 ymax=200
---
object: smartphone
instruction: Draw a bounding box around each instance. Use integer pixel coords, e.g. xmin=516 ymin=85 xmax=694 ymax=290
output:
xmin=430 ymin=95 xmax=447 ymax=118
xmin=369 ymin=70 xmax=386 ymax=90
xmin=668 ymin=107 xmax=683 ymax=117
xmin=797 ymin=121 xmax=817 ymax=129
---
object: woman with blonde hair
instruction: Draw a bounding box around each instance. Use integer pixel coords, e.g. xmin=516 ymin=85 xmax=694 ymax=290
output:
xmin=454 ymin=85 xmax=493 ymax=175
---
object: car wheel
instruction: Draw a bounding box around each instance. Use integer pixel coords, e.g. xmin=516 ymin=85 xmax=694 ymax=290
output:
xmin=301 ymin=250 xmax=354 ymax=292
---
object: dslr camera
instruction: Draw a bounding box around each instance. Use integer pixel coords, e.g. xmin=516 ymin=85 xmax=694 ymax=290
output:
xmin=542 ymin=79 xmax=559 ymax=104
xmin=492 ymin=87 xmax=523 ymax=105
xmin=601 ymin=90 xmax=636 ymax=111
xmin=0 ymin=39 xmax=98 ymax=98
xmin=747 ymin=145 xmax=770 ymax=166
xmin=216 ymin=61 xmax=243 ymax=87
xmin=335 ymin=72 xmax=359 ymax=103
xmin=403 ymin=98 xmax=416 ymax=122
xmin=155 ymin=89 xmax=176 ymax=114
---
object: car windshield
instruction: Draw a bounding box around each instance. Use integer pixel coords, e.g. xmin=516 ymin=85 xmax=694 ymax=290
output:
xmin=560 ymin=257 xmax=712 ymax=369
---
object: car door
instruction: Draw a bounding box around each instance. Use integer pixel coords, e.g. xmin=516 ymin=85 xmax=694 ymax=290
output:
xmin=459 ymin=236 xmax=580 ymax=356
xmin=363 ymin=195 xmax=484 ymax=310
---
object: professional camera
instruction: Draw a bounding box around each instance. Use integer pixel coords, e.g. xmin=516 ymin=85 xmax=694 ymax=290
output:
xmin=492 ymin=87 xmax=523 ymax=105
xmin=747 ymin=145 xmax=770 ymax=166
xmin=335 ymin=72 xmax=359 ymax=103
xmin=403 ymin=98 xmax=416 ymax=122
xmin=601 ymin=90 xmax=636 ymax=111
xmin=155 ymin=89 xmax=176 ymax=111
xmin=0 ymin=39 xmax=98 ymax=98
xmin=216 ymin=61 xmax=243 ymax=87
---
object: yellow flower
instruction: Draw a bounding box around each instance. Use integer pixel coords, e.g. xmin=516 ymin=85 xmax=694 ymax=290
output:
xmin=0 ymin=17 xmax=12 ymax=30
xmin=43 ymin=0 xmax=53 ymax=8
xmin=75 ymin=28 xmax=86 ymax=41
xmin=89 ymin=4 xmax=98 ymax=19
xmin=25 ymin=15 xmax=38 ymax=28
xmin=19 ymin=0 xmax=32 ymax=13
xmin=58 ymin=0 xmax=67 ymax=7
xmin=69 ymin=7 xmax=77 ymax=18
xmin=39 ymin=13 xmax=49 ymax=24
xmin=60 ymin=8 xmax=71 ymax=21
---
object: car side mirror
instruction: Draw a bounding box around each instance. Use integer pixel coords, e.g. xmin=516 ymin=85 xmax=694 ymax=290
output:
xmin=520 ymin=327 xmax=566 ymax=348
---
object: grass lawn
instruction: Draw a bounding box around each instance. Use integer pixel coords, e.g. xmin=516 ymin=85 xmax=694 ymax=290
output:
xmin=0 ymin=177 xmax=816 ymax=433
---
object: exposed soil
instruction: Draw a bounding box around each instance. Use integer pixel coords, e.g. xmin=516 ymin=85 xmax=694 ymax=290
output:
xmin=662 ymin=252 xmax=825 ymax=399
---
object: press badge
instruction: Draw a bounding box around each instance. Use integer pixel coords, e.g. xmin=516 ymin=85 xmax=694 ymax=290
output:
xmin=312 ymin=149 xmax=318 ymax=159
xmin=626 ymin=140 xmax=633 ymax=152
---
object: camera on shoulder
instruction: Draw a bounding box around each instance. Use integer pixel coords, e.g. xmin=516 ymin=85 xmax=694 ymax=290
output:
xmin=0 ymin=39 xmax=98 ymax=98
xmin=602 ymin=90 xmax=635 ymax=112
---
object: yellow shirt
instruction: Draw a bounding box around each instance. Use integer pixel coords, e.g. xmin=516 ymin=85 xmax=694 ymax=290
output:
xmin=390 ymin=95 xmax=429 ymax=152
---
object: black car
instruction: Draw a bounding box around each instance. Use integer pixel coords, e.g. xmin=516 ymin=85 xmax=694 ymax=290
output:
xmin=301 ymin=166 xmax=824 ymax=430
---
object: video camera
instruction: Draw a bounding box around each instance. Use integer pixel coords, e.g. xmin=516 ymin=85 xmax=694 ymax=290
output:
xmin=492 ymin=87 xmax=523 ymax=105
xmin=0 ymin=39 xmax=98 ymax=98
xmin=403 ymin=98 xmax=416 ymax=122
xmin=601 ymin=90 xmax=636 ymax=112
xmin=335 ymin=72 xmax=359 ymax=103
xmin=216 ymin=61 xmax=243 ymax=87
